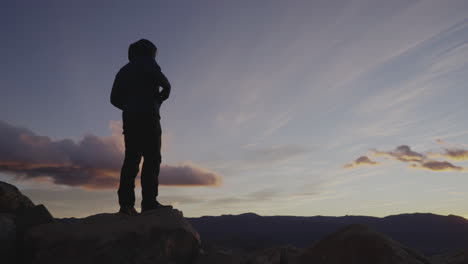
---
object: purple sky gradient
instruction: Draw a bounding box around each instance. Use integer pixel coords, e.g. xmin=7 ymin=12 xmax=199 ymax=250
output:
xmin=1 ymin=0 xmax=468 ymax=218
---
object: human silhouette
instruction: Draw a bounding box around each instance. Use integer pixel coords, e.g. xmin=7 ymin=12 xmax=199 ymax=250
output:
xmin=111 ymin=39 xmax=171 ymax=215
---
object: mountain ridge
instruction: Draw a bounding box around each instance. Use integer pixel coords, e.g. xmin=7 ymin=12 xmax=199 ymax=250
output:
xmin=187 ymin=212 xmax=468 ymax=255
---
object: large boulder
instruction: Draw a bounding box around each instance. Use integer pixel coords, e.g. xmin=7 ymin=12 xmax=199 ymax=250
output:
xmin=194 ymin=247 xmax=245 ymax=264
xmin=0 ymin=181 xmax=34 ymax=214
xmin=0 ymin=213 xmax=16 ymax=263
xmin=24 ymin=208 xmax=201 ymax=264
xmin=431 ymin=249 xmax=468 ymax=264
xmin=0 ymin=181 xmax=54 ymax=264
xmin=16 ymin=204 xmax=54 ymax=232
xmin=297 ymin=224 xmax=433 ymax=264
xmin=246 ymin=245 xmax=304 ymax=264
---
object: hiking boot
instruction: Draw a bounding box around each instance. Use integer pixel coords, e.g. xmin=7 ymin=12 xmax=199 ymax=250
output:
xmin=119 ymin=206 xmax=139 ymax=216
xmin=141 ymin=201 xmax=173 ymax=212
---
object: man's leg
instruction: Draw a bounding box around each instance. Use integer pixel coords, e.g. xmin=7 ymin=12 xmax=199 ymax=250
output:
xmin=141 ymin=118 xmax=162 ymax=210
xmin=118 ymin=113 xmax=143 ymax=208
xmin=140 ymin=156 xmax=160 ymax=208
xmin=118 ymin=147 xmax=142 ymax=207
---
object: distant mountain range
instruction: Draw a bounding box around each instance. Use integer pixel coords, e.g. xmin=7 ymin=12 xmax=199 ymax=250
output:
xmin=187 ymin=213 xmax=468 ymax=255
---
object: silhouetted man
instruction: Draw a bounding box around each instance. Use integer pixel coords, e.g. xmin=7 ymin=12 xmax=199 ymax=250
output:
xmin=111 ymin=39 xmax=171 ymax=215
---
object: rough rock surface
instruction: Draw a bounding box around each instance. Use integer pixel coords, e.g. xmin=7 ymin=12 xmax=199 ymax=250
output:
xmin=16 ymin=204 xmax=54 ymax=232
xmin=431 ymin=249 xmax=468 ymax=264
xmin=297 ymin=224 xmax=434 ymax=264
xmin=1 ymin=181 xmax=54 ymax=264
xmin=0 ymin=181 xmax=34 ymax=214
xmin=195 ymin=248 xmax=245 ymax=264
xmin=24 ymin=208 xmax=201 ymax=264
xmin=0 ymin=213 xmax=16 ymax=263
xmin=246 ymin=245 xmax=304 ymax=264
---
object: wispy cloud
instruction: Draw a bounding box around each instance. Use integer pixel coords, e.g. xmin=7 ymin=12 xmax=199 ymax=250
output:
xmin=0 ymin=120 xmax=222 ymax=189
xmin=210 ymin=144 xmax=310 ymax=173
xmin=248 ymin=145 xmax=309 ymax=164
xmin=204 ymin=187 xmax=323 ymax=208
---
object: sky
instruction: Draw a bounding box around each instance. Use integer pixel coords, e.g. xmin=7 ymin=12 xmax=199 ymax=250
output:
xmin=1 ymin=0 xmax=468 ymax=218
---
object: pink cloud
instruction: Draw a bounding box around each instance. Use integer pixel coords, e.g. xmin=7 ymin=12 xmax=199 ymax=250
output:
xmin=0 ymin=120 xmax=222 ymax=189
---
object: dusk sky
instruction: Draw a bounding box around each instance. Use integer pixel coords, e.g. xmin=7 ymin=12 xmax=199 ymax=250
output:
xmin=2 ymin=0 xmax=468 ymax=218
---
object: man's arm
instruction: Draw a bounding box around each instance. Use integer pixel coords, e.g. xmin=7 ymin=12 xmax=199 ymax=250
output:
xmin=159 ymin=72 xmax=171 ymax=102
xmin=110 ymin=71 xmax=125 ymax=110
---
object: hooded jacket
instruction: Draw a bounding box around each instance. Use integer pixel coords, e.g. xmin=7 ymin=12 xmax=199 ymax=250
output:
xmin=111 ymin=56 xmax=171 ymax=117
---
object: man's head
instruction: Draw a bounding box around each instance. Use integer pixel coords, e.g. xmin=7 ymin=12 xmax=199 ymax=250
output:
xmin=128 ymin=39 xmax=157 ymax=61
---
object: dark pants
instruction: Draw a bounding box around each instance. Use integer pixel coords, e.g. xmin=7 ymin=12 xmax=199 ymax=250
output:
xmin=118 ymin=111 xmax=161 ymax=208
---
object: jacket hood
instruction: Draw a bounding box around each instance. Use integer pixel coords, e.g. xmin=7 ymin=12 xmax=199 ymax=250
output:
xmin=128 ymin=39 xmax=157 ymax=62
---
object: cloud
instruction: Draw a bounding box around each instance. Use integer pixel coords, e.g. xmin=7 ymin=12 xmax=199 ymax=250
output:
xmin=411 ymin=161 xmax=464 ymax=172
xmin=441 ymin=149 xmax=468 ymax=161
xmin=346 ymin=143 xmax=468 ymax=172
xmin=159 ymin=164 xmax=222 ymax=186
xmin=0 ymin=163 xmax=120 ymax=189
xmin=0 ymin=120 xmax=222 ymax=189
xmin=344 ymin=156 xmax=378 ymax=169
xmin=371 ymin=145 xmax=424 ymax=162
xmin=431 ymin=139 xmax=468 ymax=161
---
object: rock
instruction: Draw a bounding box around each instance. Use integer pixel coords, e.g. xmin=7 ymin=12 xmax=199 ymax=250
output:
xmin=16 ymin=204 xmax=54 ymax=232
xmin=246 ymin=245 xmax=304 ymax=264
xmin=0 ymin=213 xmax=16 ymax=264
xmin=194 ymin=247 xmax=244 ymax=264
xmin=297 ymin=224 xmax=434 ymax=264
xmin=24 ymin=208 xmax=201 ymax=264
xmin=0 ymin=181 xmax=34 ymax=214
xmin=431 ymin=249 xmax=468 ymax=264
xmin=0 ymin=181 xmax=51 ymax=264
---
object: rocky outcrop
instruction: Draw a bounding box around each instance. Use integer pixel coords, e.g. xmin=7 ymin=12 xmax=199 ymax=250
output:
xmin=0 ymin=181 xmax=34 ymax=214
xmin=431 ymin=249 xmax=468 ymax=264
xmin=23 ymin=208 xmax=201 ymax=264
xmin=0 ymin=180 xmax=201 ymax=264
xmin=195 ymin=247 xmax=245 ymax=264
xmin=0 ymin=181 xmax=54 ymax=264
xmin=246 ymin=245 xmax=304 ymax=264
xmin=297 ymin=224 xmax=433 ymax=264
xmin=0 ymin=213 xmax=16 ymax=263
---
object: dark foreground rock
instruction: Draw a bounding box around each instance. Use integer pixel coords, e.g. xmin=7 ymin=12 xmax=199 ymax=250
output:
xmin=0 ymin=181 xmax=201 ymax=264
xmin=431 ymin=248 xmax=468 ymax=264
xmin=1 ymin=181 xmax=54 ymax=264
xmin=23 ymin=208 xmax=201 ymax=264
xmin=0 ymin=213 xmax=16 ymax=263
xmin=195 ymin=247 xmax=245 ymax=264
xmin=246 ymin=245 xmax=304 ymax=264
xmin=297 ymin=224 xmax=433 ymax=264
